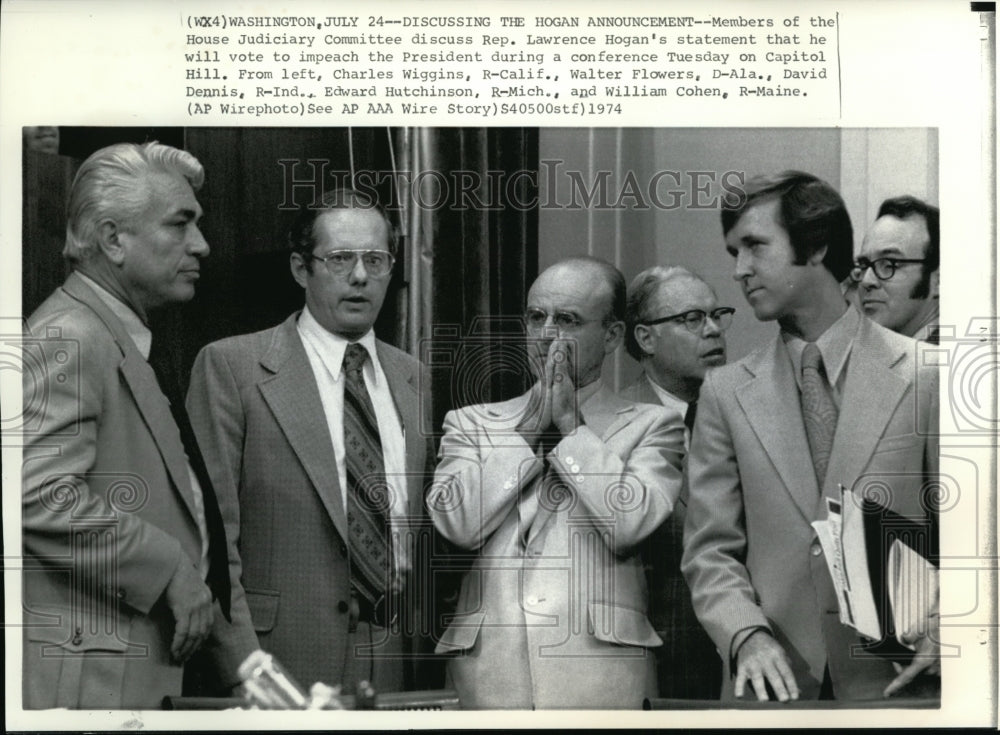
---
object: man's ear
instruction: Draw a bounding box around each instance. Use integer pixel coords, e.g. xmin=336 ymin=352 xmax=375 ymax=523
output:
xmin=929 ymin=269 xmax=940 ymax=299
xmin=807 ymin=244 xmax=828 ymax=267
xmin=290 ymin=252 xmax=309 ymax=289
xmin=96 ymin=220 xmax=126 ymax=265
xmin=633 ymin=323 xmax=656 ymax=357
xmin=604 ymin=320 xmax=625 ymax=354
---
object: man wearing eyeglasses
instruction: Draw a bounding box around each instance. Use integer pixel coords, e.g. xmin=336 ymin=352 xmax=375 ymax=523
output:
xmin=854 ymin=196 xmax=940 ymax=344
xmin=622 ymin=266 xmax=732 ymax=700
xmin=681 ymin=172 xmax=940 ymax=702
xmin=428 ymin=257 xmax=686 ymax=708
xmin=187 ymin=188 xmax=433 ymax=693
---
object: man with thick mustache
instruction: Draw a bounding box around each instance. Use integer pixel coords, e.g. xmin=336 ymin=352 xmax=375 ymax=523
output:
xmin=187 ymin=188 xmax=433 ymax=692
xmin=428 ymin=257 xmax=685 ymax=708
xmin=681 ymin=172 xmax=940 ymax=702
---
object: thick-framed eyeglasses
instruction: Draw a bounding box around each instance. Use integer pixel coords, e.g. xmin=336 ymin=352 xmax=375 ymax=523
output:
xmin=306 ymin=249 xmax=395 ymax=277
xmin=850 ymin=257 xmax=926 ymax=282
xmin=524 ymin=308 xmax=604 ymax=332
xmin=643 ymin=307 xmax=736 ymax=333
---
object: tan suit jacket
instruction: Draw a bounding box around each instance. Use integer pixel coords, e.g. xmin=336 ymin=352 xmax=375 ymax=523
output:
xmin=22 ymin=273 xmax=224 ymax=708
xmin=681 ymin=316 xmax=939 ymax=700
xmin=428 ymin=386 xmax=685 ymax=708
xmin=187 ymin=313 xmax=433 ymax=690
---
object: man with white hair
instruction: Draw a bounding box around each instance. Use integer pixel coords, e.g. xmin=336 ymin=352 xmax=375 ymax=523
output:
xmin=22 ymin=142 xmax=244 ymax=708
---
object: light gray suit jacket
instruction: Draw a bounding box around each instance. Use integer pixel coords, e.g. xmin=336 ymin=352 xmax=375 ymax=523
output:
xmin=428 ymin=385 xmax=685 ymax=708
xmin=681 ymin=315 xmax=939 ymax=700
xmin=187 ymin=313 xmax=433 ymax=690
xmin=22 ymin=273 xmax=224 ymax=708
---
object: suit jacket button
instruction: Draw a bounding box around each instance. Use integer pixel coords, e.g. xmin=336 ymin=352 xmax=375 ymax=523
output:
xmin=811 ymin=543 xmax=822 ymax=556
xmin=339 ymin=543 xmax=348 ymax=557
xmin=338 ymin=600 xmax=349 ymax=613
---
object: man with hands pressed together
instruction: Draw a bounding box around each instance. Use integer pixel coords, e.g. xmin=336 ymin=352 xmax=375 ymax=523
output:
xmin=428 ymin=257 xmax=686 ymax=709
xmin=681 ymin=172 xmax=940 ymax=703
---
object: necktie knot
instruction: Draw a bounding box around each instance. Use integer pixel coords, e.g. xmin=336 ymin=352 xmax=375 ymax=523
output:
xmin=343 ymin=342 xmax=369 ymax=378
xmin=802 ymin=342 xmax=824 ymax=374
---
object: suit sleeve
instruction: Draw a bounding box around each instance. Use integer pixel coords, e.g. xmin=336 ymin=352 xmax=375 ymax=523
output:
xmin=547 ymin=405 xmax=685 ymax=554
xmin=681 ymin=371 xmax=772 ymax=658
xmin=21 ymin=313 xmax=183 ymax=615
xmin=186 ymin=342 xmax=260 ymax=684
xmin=427 ymin=407 xmax=544 ymax=550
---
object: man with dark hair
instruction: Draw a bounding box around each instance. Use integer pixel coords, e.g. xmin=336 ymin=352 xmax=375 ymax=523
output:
xmin=187 ymin=188 xmax=434 ymax=692
xmin=428 ymin=257 xmax=685 ymax=708
xmin=682 ymin=171 xmax=939 ymax=701
xmin=854 ymin=196 xmax=940 ymax=343
xmin=22 ymin=142 xmax=239 ymax=708
xmin=623 ymin=264 xmax=731 ymax=699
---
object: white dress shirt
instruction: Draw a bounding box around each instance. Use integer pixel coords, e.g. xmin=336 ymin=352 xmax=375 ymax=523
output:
xmin=296 ymin=307 xmax=408 ymax=522
xmin=77 ymin=272 xmax=210 ymax=580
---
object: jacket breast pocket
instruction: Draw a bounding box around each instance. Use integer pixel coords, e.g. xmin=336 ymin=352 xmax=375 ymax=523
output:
xmin=588 ymin=601 xmax=662 ymax=648
xmin=244 ymin=589 xmax=280 ymax=633
xmin=24 ymin=605 xmax=136 ymax=709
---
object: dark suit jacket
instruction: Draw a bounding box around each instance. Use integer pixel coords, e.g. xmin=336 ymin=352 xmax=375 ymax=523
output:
xmin=621 ymin=376 xmax=722 ymax=699
xmin=682 ymin=315 xmax=939 ymax=700
xmin=22 ymin=273 xmax=232 ymax=708
xmin=187 ymin=313 xmax=434 ymax=690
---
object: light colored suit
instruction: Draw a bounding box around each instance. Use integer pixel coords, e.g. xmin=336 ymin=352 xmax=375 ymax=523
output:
xmin=681 ymin=315 xmax=939 ymax=700
xmin=22 ymin=273 xmax=226 ymax=709
xmin=428 ymin=386 xmax=685 ymax=708
xmin=187 ymin=313 xmax=433 ymax=690
xmin=620 ymin=376 xmax=722 ymax=700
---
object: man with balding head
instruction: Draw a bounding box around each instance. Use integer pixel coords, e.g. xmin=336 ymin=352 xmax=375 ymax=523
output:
xmin=853 ymin=196 xmax=940 ymax=343
xmin=428 ymin=257 xmax=686 ymax=708
xmin=623 ymin=265 xmax=734 ymax=699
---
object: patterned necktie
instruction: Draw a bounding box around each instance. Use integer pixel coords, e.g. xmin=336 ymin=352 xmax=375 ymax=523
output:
xmin=801 ymin=342 xmax=839 ymax=490
xmin=342 ymin=343 xmax=394 ymax=604
xmin=147 ymin=339 xmax=231 ymax=621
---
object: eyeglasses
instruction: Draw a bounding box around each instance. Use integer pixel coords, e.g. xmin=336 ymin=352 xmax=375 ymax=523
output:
xmin=524 ymin=308 xmax=603 ymax=332
xmin=850 ymin=257 xmax=926 ymax=282
xmin=643 ymin=307 xmax=736 ymax=333
xmin=306 ymin=249 xmax=395 ymax=277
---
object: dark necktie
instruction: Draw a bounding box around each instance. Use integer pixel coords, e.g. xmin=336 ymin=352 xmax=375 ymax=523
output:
xmin=801 ymin=342 xmax=839 ymax=491
xmin=147 ymin=339 xmax=231 ymax=621
xmin=684 ymin=401 xmax=698 ymax=433
xmin=342 ymin=343 xmax=395 ymax=604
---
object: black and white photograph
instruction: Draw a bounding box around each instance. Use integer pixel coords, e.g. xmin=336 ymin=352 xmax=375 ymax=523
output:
xmin=2 ymin=2 xmax=996 ymax=730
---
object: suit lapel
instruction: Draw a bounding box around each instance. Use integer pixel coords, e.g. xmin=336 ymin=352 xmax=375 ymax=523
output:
xmin=821 ymin=320 xmax=909 ymax=508
xmin=736 ymin=337 xmax=820 ymax=522
xmin=376 ymin=340 xmax=424 ymax=518
xmin=257 ymin=315 xmax=350 ymax=542
xmin=62 ymin=274 xmax=201 ymax=522
xmin=526 ymin=386 xmax=633 ymax=546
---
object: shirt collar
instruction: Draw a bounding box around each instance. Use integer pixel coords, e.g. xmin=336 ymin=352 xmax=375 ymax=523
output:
xmin=297 ymin=305 xmax=381 ymax=384
xmin=76 ymin=271 xmax=152 ymax=359
xmin=644 ymin=374 xmax=690 ymax=414
xmin=783 ymin=304 xmax=860 ymax=389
